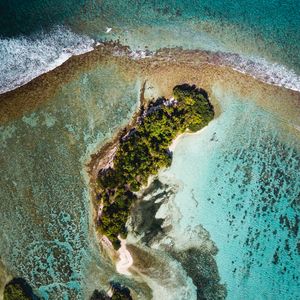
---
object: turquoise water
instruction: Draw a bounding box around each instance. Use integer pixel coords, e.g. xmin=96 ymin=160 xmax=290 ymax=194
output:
xmin=0 ymin=64 xmax=141 ymax=298
xmin=159 ymin=86 xmax=300 ymax=299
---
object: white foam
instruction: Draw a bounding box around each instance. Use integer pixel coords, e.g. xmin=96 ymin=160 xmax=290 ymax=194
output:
xmin=129 ymin=50 xmax=154 ymax=60
xmin=111 ymin=48 xmax=154 ymax=60
xmin=215 ymin=52 xmax=300 ymax=92
xmin=0 ymin=26 xmax=95 ymax=94
xmin=1 ymin=26 xmax=299 ymax=96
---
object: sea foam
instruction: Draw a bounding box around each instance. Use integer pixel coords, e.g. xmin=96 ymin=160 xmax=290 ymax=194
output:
xmin=214 ymin=52 xmax=300 ymax=92
xmin=0 ymin=26 xmax=95 ymax=94
xmin=1 ymin=26 xmax=299 ymax=96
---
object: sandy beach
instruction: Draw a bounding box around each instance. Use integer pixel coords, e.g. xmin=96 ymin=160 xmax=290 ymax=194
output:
xmin=116 ymin=237 xmax=133 ymax=275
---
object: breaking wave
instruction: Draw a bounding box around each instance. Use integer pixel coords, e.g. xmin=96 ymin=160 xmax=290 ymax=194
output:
xmin=0 ymin=26 xmax=95 ymax=94
xmin=213 ymin=52 xmax=300 ymax=92
xmin=1 ymin=26 xmax=299 ymax=95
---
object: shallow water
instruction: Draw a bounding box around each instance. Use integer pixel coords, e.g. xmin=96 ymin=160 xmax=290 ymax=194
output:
xmin=158 ymin=85 xmax=300 ymax=299
xmin=0 ymin=63 xmax=141 ymax=298
xmin=0 ymin=0 xmax=299 ymax=299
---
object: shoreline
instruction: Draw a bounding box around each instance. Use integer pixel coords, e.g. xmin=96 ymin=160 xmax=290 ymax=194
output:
xmin=90 ymin=84 xmax=215 ymax=276
xmin=112 ymin=126 xmax=210 ymax=277
xmin=114 ymin=126 xmax=213 ymax=277
xmin=169 ymin=126 xmax=213 ymax=153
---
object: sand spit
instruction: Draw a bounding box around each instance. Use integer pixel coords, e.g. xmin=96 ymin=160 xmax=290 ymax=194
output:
xmin=116 ymin=237 xmax=134 ymax=276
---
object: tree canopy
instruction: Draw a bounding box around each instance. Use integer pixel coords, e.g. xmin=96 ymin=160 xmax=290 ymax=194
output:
xmin=96 ymin=84 xmax=214 ymax=249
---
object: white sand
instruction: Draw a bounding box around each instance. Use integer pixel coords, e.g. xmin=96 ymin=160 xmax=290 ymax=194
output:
xmin=116 ymin=237 xmax=133 ymax=276
xmin=169 ymin=134 xmax=183 ymax=152
xmin=169 ymin=129 xmax=206 ymax=152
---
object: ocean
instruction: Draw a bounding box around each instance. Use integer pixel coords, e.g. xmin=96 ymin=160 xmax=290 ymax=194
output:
xmin=1 ymin=0 xmax=300 ymax=92
xmin=0 ymin=0 xmax=299 ymax=299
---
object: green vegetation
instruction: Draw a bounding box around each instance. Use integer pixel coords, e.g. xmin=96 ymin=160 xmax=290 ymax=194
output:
xmin=3 ymin=278 xmax=40 ymax=300
xmin=96 ymin=84 xmax=214 ymax=249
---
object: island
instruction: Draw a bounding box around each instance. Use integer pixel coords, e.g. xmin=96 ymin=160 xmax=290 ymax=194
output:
xmin=95 ymin=84 xmax=214 ymax=249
